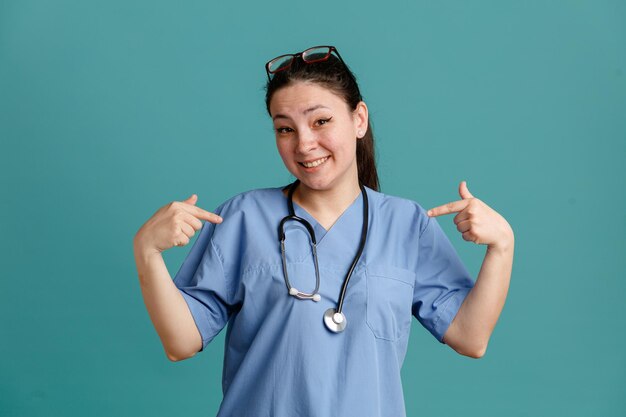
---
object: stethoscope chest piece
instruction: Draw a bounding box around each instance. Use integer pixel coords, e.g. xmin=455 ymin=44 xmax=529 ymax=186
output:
xmin=324 ymin=308 xmax=347 ymax=333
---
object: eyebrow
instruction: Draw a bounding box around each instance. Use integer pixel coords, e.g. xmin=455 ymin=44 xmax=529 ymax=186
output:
xmin=272 ymin=105 xmax=330 ymax=121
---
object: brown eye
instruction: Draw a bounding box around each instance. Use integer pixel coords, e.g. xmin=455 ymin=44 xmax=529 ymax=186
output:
xmin=316 ymin=117 xmax=332 ymax=126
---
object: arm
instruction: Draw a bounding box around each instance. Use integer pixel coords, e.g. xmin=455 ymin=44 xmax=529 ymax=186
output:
xmin=428 ymin=181 xmax=514 ymax=358
xmin=133 ymin=243 xmax=203 ymax=361
xmin=442 ymin=240 xmax=513 ymax=358
xmin=133 ymin=194 xmax=224 ymax=361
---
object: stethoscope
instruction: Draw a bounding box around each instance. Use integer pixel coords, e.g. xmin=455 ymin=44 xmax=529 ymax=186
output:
xmin=278 ymin=179 xmax=369 ymax=333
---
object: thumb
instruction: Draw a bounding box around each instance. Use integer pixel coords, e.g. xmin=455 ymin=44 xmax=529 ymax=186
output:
xmin=183 ymin=194 xmax=198 ymax=205
xmin=459 ymin=181 xmax=474 ymax=199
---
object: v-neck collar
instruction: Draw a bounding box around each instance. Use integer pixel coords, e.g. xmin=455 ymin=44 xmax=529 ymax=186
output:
xmin=279 ymin=185 xmax=363 ymax=246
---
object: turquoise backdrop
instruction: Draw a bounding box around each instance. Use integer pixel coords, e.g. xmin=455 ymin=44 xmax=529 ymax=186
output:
xmin=1 ymin=1 xmax=624 ymax=416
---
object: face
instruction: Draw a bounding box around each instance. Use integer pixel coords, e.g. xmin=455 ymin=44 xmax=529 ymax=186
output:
xmin=269 ymin=81 xmax=368 ymax=193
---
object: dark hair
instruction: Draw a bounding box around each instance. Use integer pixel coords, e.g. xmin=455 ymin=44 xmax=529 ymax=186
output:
xmin=264 ymin=54 xmax=380 ymax=191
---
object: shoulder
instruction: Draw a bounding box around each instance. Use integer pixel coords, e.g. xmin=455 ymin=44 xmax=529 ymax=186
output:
xmin=204 ymin=185 xmax=288 ymax=263
xmin=207 ymin=184 xmax=289 ymax=246
xmin=365 ymin=186 xmax=431 ymax=235
xmin=212 ymin=185 xmax=286 ymax=215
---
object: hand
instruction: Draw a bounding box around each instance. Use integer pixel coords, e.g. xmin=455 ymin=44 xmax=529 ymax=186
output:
xmin=427 ymin=181 xmax=513 ymax=250
xmin=134 ymin=194 xmax=223 ymax=255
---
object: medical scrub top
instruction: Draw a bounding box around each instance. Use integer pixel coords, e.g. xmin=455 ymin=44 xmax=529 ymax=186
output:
xmin=173 ymin=184 xmax=475 ymax=417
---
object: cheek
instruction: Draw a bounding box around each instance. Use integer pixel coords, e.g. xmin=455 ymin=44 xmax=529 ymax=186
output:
xmin=330 ymin=133 xmax=357 ymax=156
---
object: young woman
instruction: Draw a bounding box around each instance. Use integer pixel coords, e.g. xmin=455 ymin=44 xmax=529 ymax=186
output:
xmin=133 ymin=45 xmax=514 ymax=417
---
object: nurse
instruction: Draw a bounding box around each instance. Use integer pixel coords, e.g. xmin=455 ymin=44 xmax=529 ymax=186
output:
xmin=133 ymin=45 xmax=514 ymax=417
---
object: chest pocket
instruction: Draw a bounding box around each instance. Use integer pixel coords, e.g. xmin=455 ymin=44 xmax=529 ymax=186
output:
xmin=365 ymin=265 xmax=415 ymax=342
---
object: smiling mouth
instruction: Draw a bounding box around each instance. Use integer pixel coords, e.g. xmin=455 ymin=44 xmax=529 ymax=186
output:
xmin=299 ymin=156 xmax=330 ymax=168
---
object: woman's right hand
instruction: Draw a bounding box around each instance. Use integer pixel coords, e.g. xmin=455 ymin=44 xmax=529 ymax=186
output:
xmin=134 ymin=194 xmax=223 ymax=256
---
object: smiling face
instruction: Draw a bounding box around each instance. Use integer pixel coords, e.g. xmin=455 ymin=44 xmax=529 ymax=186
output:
xmin=269 ymin=81 xmax=368 ymax=193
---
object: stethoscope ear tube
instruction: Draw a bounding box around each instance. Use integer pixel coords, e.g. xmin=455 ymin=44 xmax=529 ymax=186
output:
xmin=279 ymin=222 xmax=321 ymax=301
xmin=278 ymin=215 xmax=317 ymax=244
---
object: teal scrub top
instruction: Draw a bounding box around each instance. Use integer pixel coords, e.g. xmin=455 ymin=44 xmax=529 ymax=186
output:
xmin=173 ymin=184 xmax=475 ymax=417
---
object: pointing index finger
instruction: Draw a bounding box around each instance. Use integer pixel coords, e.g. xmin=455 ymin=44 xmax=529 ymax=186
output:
xmin=427 ymin=199 xmax=469 ymax=217
xmin=188 ymin=205 xmax=223 ymax=223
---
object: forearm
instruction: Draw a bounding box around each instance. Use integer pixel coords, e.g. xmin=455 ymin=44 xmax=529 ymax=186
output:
xmin=133 ymin=239 xmax=202 ymax=361
xmin=444 ymin=239 xmax=514 ymax=357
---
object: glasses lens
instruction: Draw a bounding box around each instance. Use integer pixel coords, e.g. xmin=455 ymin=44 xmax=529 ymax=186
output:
xmin=302 ymin=46 xmax=331 ymax=63
xmin=268 ymin=55 xmax=294 ymax=74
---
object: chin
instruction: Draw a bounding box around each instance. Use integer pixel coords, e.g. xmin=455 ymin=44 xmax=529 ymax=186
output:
xmin=293 ymin=176 xmax=333 ymax=191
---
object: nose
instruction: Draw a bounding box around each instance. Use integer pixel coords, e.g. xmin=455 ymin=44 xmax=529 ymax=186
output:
xmin=295 ymin=128 xmax=318 ymax=154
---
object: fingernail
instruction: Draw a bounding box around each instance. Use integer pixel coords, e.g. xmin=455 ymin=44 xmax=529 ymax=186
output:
xmin=427 ymin=210 xmax=432 ymax=216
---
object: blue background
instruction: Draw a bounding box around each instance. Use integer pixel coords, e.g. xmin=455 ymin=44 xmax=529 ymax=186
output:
xmin=1 ymin=1 xmax=624 ymax=416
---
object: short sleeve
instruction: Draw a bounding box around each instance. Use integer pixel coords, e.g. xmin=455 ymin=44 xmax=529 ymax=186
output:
xmin=412 ymin=215 xmax=475 ymax=344
xmin=173 ymin=217 xmax=233 ymax=352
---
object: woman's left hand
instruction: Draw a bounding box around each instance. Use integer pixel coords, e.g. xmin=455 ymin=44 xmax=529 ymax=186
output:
xmin=427 ymin=181 xmax=514 ymax=251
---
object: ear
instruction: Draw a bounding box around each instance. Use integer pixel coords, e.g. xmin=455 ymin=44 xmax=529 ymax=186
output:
xmin=353 ymin=101 xmax=369 ymax=139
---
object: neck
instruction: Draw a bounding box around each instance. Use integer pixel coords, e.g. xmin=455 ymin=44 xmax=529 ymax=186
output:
xmin=293 ymin=176 xmax=362 ymax=217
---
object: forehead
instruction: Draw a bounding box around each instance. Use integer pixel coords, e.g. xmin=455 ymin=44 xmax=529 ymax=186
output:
xmin=269 ymin=81 xmax=348 ymax=117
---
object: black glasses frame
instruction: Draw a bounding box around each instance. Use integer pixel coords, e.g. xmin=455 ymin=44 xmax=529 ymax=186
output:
xmin=265 ymin=45 xmax=347 ymax=81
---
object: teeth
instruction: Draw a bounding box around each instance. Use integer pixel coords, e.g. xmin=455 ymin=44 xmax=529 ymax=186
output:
xmin=302 ymin=157 xmax=329 ymax=168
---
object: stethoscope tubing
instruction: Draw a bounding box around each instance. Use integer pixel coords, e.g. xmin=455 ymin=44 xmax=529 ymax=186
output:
xmin=335 ymin=182 xmax=368 ymax=314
